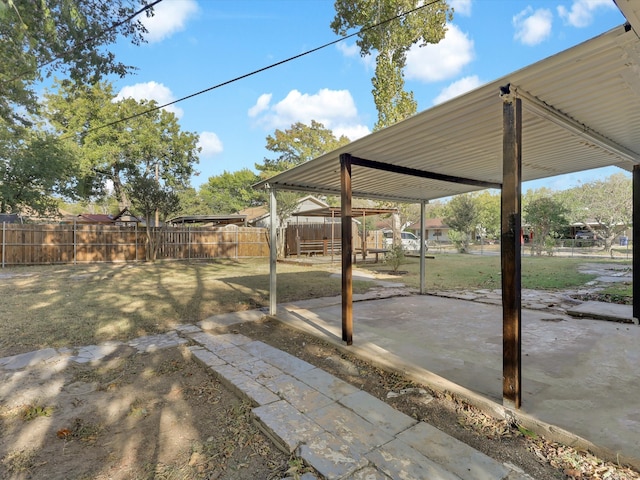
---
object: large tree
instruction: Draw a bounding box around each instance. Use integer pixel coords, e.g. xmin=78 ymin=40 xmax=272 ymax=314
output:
xmin=0 ymin=0 xmax=152 ymax=214
xmin=200 ymin=169 xmax=265 ymax=214
xmin=0 ymin=130 xmax=80 ymax=214
xmin=444 ymin=193 xmax=478 ymax=253
xmin=331 ymin=0 xmax=451 ymax=130
xmin=127 ymin=175 xmax=180 ymax=262
xmin=256 ymin=121 xmax=350 ymax=227
xmin=561 ymin=173 xmax=631 ymax=252
xmin=474 ymin=190 xmax=501 ymax=241
xmin=524 ymin=196 xmax=568 ymax=256
xmin=0 ymin=0 xmax=149 ymax=131
xmin=44 ymin=81 xmax=200 ymax=209
xmin=256 ymin=120 xmax=350 ymax=177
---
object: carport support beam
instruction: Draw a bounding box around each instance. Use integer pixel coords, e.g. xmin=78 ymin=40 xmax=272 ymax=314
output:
xmin=633 ymin=165 xmax=640 ymax=323
xmin=501 ymin=95 xmax=522 ymax=409
xmin=420 ymin=200 xmax=427 ymax=295
xmin=269 ymin=186 xmax=277 ymax=315
xmin=340 ymin=153 xmax=353 ymax=345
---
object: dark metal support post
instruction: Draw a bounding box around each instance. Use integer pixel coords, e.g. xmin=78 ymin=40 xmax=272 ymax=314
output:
xmin=340 ymin=153 xmax=353 ymax=345
xmin=420 ymin=200 xmax=427 ymax=294
xmin=633 ymin=165 xmax=640 ymax=323
xmin=501 ymin=95 xmax=522 ymax=409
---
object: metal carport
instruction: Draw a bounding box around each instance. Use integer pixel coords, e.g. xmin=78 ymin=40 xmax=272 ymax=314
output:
xmin=257 ymin=4 xmax=640 ymax=410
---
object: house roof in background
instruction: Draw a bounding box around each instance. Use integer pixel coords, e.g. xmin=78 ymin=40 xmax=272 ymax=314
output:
xmin=168 ymin=215 xmax=247 ymax=226
xmin=292 ymin=206 xmax=398 ymax=218
xmin=256 ymin=18 xmax=640 ymax=203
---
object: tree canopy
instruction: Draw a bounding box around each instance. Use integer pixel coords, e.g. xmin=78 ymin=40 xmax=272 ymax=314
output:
xmin=43 ymin=81 xmax=200 ymax=210
xmin=0 ymin=0 xmax=152 ymax=215
xmin=331 ymin=0 xmax=451 ymax=130
xmin=0 ymin=130 xmax=80 ymax=214
xmin=199 ymin=169 xmax=264 ymax=214
xmin=256 ymin=120 xmax=350 ymax=177
xmin=561 ymin=173 xmax=631 ymax=251
xmin=443 ymin=193 xmax=478 ymax=252
xmin=0 ymin=0 xmax=148 ymax=130
xmin=255 ymin=121 xmax=350 ymax=227
xmin=524 ymin=195 xmax=568 ymax=256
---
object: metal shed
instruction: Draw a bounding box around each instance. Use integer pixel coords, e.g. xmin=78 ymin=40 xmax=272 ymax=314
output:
xmin=257 ymin=3 xmax=640 ymax=410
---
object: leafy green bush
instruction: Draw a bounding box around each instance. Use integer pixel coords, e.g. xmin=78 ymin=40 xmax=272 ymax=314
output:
xmin=385 ymin=245 xmax=405 ymax=272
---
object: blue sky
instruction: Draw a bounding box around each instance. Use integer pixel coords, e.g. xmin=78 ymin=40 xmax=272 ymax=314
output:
xmin=108 ymin=0 xmax=627 ymax=192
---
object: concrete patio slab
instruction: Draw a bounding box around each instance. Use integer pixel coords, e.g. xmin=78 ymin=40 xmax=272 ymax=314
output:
xmin=567 ymin=301 xmax=635 ymax=324
xmin=274 ymin=294 xmax=640 ymax=469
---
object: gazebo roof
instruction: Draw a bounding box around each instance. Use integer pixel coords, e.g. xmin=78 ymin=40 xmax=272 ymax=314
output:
xmin=291 ymin=206 xmax=398 ymax=218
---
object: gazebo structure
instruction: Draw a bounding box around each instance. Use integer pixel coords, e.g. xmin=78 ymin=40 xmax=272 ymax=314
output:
xmin=291 ymin=206 xmax=398 ymax=261
xmin=256 ymin=2 xmax=640 ymax=411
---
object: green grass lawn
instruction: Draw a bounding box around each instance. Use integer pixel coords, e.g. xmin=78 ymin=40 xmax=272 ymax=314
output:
xmin=0 ymin=254 xmax=631 ymax=358
xmin=0 ymin=259 xmax=371 ymax=357
xmin=362 ymin=253 xmax=631 ymax=291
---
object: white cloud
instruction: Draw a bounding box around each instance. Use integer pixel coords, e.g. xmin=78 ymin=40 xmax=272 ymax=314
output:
xmin=336 ymin=42 xmax=375 ymax=70
xmin=141 ymin=0 xmax=199 ymax=43
xmin=336 ymin=42 xmax=360 ymax=58
xmin=115 ymin=81 xmax=184 ymax=117
xmin=557 ymin=0 xmax=615 ymax=28
xmin=404 ymin=24 xmax=474 ymax=82
xmin=251 ymin=88 xmax=369 ymax=140
xmin=449 ymin=0 xmax=472 ymax=16
xmin=248 ymin=93 xmax=272 ymax=117
xmin=433 ymin=75 xmax=482 ymax=105
xmin=333 ymin=124 xmax=370 ymax=141
xmin=197 ymin=131 xmax=223 ymax=157
xmin=513 ymin=7 xmax=553 ymax=46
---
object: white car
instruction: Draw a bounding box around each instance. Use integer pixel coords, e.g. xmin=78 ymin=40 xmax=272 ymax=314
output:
xmin=382 ymin=230 xmax=427 ymax=252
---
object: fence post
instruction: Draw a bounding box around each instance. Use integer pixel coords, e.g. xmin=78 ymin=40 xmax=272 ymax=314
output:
xmin=188 ymin=226 xmax=191 ymax=261
xmin=235 ymin=227 xmax=239 ymax=259
xmin=135 ymin=223 xmax=138 ymax=261
xmin=2 ymin=222 xmax=5 ymax=269
xmin=73 ymin=219 xmax=77 ymax=265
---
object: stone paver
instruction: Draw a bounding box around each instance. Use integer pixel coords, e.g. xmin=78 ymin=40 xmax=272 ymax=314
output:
xmin=0 ymin=308 xmax=545 ymax=480
xmin=184 ymin=325 xmax=524 ymax=479
xmin=1 ymin=347 xmax=59 ymax=370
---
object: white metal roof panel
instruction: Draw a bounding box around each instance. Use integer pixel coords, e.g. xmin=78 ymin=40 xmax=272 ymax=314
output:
xmin=257 ymin=23 xmax=640 ymax=203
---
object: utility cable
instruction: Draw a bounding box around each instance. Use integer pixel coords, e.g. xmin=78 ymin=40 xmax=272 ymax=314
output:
xmin=1 ymin=0 xmax=164 ymax=87
xmin=68 ymin=0 xmax=444 ymax=139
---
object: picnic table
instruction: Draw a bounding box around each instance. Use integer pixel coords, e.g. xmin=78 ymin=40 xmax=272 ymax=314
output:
xmin=353 ymin=247 xmax=389 ymax=263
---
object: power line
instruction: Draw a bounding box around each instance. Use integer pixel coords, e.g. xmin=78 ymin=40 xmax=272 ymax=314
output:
xmin=1 ymin=0 xmax=164 ymax=87
xmin=70 ymin=0 xmax=443 ymax=139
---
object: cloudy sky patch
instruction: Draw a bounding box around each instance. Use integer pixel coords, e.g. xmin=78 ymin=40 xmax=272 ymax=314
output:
xmin=116 ymin=81 xmax=183 ymax=118
xmin=513 ymin=7 xmax=553 ymax=46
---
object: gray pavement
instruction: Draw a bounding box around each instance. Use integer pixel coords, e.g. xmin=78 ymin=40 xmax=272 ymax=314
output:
xmin=272 ymin=283 xmax=640 ymax=471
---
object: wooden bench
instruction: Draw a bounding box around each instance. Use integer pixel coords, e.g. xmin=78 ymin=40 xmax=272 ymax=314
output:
xmin=297 ymin=240 xmax=341 ymax=256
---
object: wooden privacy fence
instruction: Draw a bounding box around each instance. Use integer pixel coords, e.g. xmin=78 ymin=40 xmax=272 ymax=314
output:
xmin=0 ymin=223 xmax=269 ymax=267
xmin=285 ymin=223 xmax=384 ymax=256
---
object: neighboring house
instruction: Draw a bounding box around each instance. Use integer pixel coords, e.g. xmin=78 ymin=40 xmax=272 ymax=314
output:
xmin=62 ymin=208 xmax=143 ymax=227
xmin=0 ymin=213 xmax=23 ymax=224
xmin=240 ymin=195 xmax=330 ymax=228
xmin=569 ymin=220 xmax=632 ymax=244
xmin=408 ymin=218 xmax=451 ymax=243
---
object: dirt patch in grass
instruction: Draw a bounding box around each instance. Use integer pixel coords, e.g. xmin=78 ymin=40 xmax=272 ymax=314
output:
xmin=0 ymin=346 xmax=291 ymax=480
